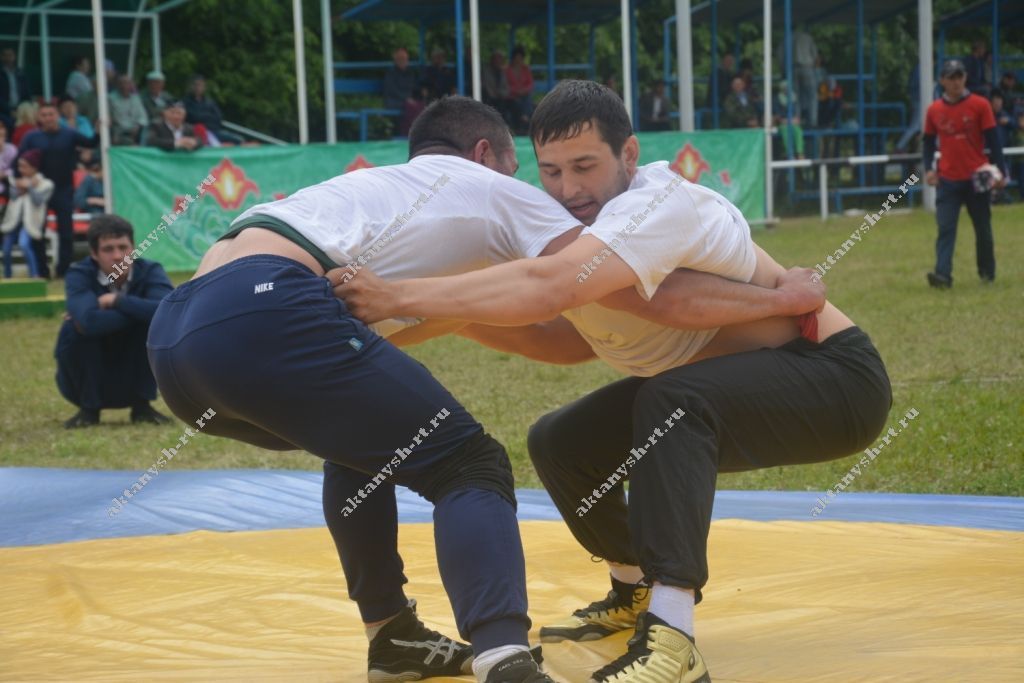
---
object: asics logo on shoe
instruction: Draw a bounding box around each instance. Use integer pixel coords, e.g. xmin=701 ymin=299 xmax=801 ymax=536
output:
xmin=389 ymin=637 xmax=459 ymax=665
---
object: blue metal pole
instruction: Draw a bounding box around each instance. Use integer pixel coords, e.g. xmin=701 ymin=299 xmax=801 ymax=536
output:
xmin=664 ymin=17 xmax=673 ymax=103
xmin=711 ymin=0 xmax=719 ymax=127
xmin=784 ymin=0 xmax=793 ymax=138
xmin=992 ymin=0 xmax=1000 ymax=80
xmin=418 ymin=21 xmax=426 ymax=64
xmin=589 ymin=23 xmax=596 ymax=79
xmin=857 ymin=0 xmax=865 ymax=185
xmin=509 ymin=24 xmax=516 ymax=58
xmin=630 ymin=0 xmax=639 ymax=128
xmin=547 ymin=0 xmax=555 ymax=90
xmin=938 ymin=25 xmax=945 ymax=72
xmin=455 ymin=0 xmax=465 ymax=95
xmin=784 ymin=0 xmax=795 ymax=194
xmin=871 ymin=23 xmax=880 ymax=180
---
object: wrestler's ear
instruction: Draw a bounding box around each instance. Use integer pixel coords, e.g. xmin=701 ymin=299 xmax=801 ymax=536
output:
xmin=470 ymin=138 xmax=491 ymax=167
xmin=621 ymin=135 xmax=640 ymax=174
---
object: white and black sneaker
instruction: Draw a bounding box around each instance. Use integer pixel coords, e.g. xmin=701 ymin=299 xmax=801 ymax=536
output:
xmin=367 ymin=601 xmax=474 ymax=682
xmin=483 ymin=651 xmax=556 ymax=683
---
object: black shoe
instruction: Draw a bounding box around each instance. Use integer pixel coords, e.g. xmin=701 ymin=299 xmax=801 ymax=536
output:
xmin=927 ymin=272 xmax=952 ymax=289
xmin=64 ymin=409 xmax=99 ymax=429
xmin=367 ymin=600 xmax=474 ymax=682
xmin=980 ymin=274 xmax=995 ymax=284
xmin=484 ymin=651 xmax=555 ymax=683
xmin=130 ymin=404 xmax=173 ymax=425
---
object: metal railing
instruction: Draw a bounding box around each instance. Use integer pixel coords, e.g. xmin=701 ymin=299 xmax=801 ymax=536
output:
xmin=771 ymin=146 xmax=1024 ymax=221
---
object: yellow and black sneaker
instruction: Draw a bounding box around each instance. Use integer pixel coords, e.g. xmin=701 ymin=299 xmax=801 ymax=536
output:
xmin=367 ymin=600 xmax=474 ymax=682
xmin=539 ymin=578 xmax=650 ymax=643
xmin=589 ymin=612 xmax=710 ymax=683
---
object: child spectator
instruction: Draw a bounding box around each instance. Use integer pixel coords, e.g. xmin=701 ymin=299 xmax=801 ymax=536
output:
xmin=2 ymin=149 xmax=53 ymax=278
xmin=59 ymin=96 xmax=95 ymax=138
xmin=74 ymin=157 xmax=105 ymax=215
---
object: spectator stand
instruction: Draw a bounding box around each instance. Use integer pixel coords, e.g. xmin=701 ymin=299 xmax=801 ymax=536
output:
xmin=335 ymin=0 xmax=637 ymax=143
xmin=660 ymin=0 xmax=1020 ymax=218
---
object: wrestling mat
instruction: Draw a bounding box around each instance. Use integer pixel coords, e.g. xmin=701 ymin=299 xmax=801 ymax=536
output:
xmin=1 ymin=468 xmax=1022 ymax=682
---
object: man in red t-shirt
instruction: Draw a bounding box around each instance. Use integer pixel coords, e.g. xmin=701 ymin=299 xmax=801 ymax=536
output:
xmin=923 ymin=59 xmax=1006 ymax=288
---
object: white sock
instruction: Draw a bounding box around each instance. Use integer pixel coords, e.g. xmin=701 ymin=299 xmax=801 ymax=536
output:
xmin=364 ymin=611 xmax=401 ymax=641
xmin=607 ymin=562 xmax=646 ymax=585
xmin=471 ymin=644 xmax=530 ymax=681
xmin=648 ymin=583 xmax=695 ymax=637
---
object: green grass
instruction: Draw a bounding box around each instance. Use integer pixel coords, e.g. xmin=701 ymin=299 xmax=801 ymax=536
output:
xmin=1 ymin=205 xmax=1021 ymax=496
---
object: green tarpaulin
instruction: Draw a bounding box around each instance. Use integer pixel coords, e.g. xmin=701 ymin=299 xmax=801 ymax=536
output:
xmin=109 ymin=129 xmax=765 ymax=273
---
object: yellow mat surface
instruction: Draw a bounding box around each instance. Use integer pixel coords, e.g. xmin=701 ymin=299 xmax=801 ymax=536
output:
xmin=2 ymin=520 xmax=1022 ymax=682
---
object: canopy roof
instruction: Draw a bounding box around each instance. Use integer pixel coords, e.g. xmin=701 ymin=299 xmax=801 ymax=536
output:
xmin=690 ymin=0 xmax=917 ymax=25
xmin=341 ymin=0 xmax=650 ymax=25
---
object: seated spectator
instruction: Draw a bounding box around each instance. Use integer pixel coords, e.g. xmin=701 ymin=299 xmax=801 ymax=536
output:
xmin=1 ymin=46 xmax=31 ymax=126
xmin=640 ymin=81 xmax=673 ymax=131
xmin=722 ymin=77 xmax=758 ymax=128
xmin=998 ymin=72 xmax=1022 ymax=114
xmin=603 ymin=75 xmax=622 ymax=100
xmin=707 ymin=53 xmax=735 ymax=108
xmin=398 ymin=83 xmax=430 ymax=137
xmin=141 ymin=70 xmax=175 ymax=126
xmin=383 ymin=47 xmax=417 ymax=111
xmin=0 ymin=119 xmax=16 ymax=200
xmin=817 ymin=76 xmax=844 ymax=130
xmin=65 ymin=56 xmax=93 ymax=100
xmin=991 ymin=90 xmax=1015 ymax=148
xmin=423 ymin=48 xmax=456 ymax=101
xmin=148 ymin=100 xmax=203 ymax=152
xmin=964 ymin=41 xmax=989 ymax=97
xmin=1 ymin=149 xmax=53 ymax=279
xmin=56 ymin=214 xmax=174 ymax=428
xmin=184 ymin=75 xmax=241 ymax=146
xmin=482 ymin=50 xmax=512 ymax=124
xmin=109 ymin=75 xmax=148 ymax=145
xmin=506 ymin=45 xmax=535 ymax=133
xmin=12 ymin=101 xmax=38 ymax=146
xmin=773 ymin=79 xmax=804 ymax=159
xmin=74 ymin=157 xmax=105 ymax=215
xmin=58 ymin=96 xmax=94 ymax=138
xmin=76 ymin=59 xmax=116 ymax=126
xmin=738 ymin=58 xmax=763 ymax=115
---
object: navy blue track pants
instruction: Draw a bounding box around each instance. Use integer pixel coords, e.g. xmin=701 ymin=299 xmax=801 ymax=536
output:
xmin=147 ymin=255 xmax=529 ymax=652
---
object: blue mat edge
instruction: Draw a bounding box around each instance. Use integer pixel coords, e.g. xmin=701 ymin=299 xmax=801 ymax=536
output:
xmin=2 ymin=467 xmax=1022 ymax=548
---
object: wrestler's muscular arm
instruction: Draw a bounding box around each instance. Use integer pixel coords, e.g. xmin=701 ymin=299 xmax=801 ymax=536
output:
xmin=599 ymin=245 xmax=822 ymax=329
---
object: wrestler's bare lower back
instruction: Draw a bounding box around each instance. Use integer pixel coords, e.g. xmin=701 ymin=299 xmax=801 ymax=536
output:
xmin=192 ymin=227 xmax=325 ymax=280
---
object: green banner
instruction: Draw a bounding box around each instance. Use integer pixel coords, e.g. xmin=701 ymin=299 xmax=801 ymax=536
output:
xmin=110 ymin=129 xmax=764 ymax=273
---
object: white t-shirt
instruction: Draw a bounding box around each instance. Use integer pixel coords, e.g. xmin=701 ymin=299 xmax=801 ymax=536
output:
xmin=562 ymin=162 xmax=757 ymax=377
xmin=232 ymin=154 xmax=581 ymax=335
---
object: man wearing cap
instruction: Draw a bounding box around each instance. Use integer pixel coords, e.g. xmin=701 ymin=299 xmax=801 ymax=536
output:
xmin=147 ymin=100 xmax=202 ymax=152
xmin=923 ymin=59 xmax=1007 ymax=288
xmin=141 ymin=70 xmax=175 ymax=126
